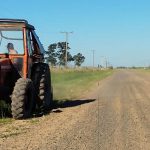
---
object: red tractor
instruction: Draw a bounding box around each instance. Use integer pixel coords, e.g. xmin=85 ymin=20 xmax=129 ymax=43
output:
xmin=0 ymin=19 xmax=53 ymax=119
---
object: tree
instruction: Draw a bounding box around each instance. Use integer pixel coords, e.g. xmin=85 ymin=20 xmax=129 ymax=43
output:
xmin=73 ymin=53 xmax=85 ymax=67
xmin=45 ymin=43 xmax=57 ymax=66
xmin=46 ymin=42 xmax=76 ymax=67
xmin=56 ymin=42 xmax=73 ymax=66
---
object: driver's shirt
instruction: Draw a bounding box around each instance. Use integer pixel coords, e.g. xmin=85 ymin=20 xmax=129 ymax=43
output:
xmin=9 ymin=49 xmax=18 ymax=54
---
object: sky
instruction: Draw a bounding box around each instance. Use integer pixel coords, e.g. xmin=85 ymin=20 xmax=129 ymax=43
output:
xmin=1 ymin=0 xmax=150 ymax=67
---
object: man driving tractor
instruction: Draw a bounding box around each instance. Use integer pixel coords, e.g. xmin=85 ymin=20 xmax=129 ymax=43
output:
xmin=7 ymin=43 xmax=18 ymax=54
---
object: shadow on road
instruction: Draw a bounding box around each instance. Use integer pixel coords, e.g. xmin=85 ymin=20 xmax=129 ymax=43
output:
xmin=0 ymin=99 xmax=96 ymax=118
xmin=41 ymin=99 xmax=96 ymax=115
xmin=52 ymin=99 xmax=96 ymax=109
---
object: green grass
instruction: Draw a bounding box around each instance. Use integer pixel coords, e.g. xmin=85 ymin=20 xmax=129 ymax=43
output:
xmin=51 ymin=68 xmax=114 ymax=100
xmin=0 ymin=102 xmax=12 ymax=123
xmin=0 ymin=118 xmax=12 ymax=124
xmin=0 ymin=100 xmax=11 ymax=118
xmin=29 ymin=119 xmax=40 ymax=124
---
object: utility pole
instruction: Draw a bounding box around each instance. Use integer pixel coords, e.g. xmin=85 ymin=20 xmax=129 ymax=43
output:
xmin=92 ymin=50 xmax=95 ymax=68
xmin=100 ymin=56 xmax=104 ymax=68
xmin=100 ymin=56 xmax=108 ymax=69
xmin=105 ymin=57 xmax=107 ymax=69
xmin=60 ymin=31 xmax=73 ymax=67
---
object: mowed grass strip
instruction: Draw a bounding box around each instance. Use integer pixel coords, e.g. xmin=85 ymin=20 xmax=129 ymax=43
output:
xmin=51 ymin=68 xmax=114 ymax=100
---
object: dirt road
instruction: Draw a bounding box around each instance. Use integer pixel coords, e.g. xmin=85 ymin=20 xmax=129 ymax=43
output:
xmin=0 ymin=70 xmax=150 ymax=150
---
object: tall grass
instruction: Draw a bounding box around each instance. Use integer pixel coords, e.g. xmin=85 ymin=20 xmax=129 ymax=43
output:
xmin=51 ymin=68 xmax=114 ymax=100
xmin=0 ymin=100 xmax=11 ymax=118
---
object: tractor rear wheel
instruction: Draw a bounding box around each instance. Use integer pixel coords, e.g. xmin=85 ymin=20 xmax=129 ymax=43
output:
xmin=39 ymin=64 xmax=53 ymax=109
xmin=32 ymin=63 xmax=53 ymax=112
xmin=11 ymin=78 xmax=34 ymax=119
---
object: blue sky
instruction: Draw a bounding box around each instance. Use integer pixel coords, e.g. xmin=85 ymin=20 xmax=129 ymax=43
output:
xmin=1 ymin=0 xmax=150 ymax=67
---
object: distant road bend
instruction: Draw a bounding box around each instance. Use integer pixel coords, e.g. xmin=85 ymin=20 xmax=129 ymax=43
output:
xmin=0 ymin=70 xmax=150 ymax=150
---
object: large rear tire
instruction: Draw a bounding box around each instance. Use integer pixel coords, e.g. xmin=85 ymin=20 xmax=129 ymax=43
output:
xmin=32 ymin=63 xmax=53 ymax=111
xmin=11 ymin=78 xmax=34 ymax=119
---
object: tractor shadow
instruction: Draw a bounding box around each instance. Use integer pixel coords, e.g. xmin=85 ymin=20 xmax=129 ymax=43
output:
xmin=0 ymin=99 xmax=96 ymax=118
xmin=50 ymin=98 xmax=96 ymax=113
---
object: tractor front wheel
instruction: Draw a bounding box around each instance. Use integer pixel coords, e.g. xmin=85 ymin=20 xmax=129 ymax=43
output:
xmin=11 ymin=78 xmax=34 ymax=119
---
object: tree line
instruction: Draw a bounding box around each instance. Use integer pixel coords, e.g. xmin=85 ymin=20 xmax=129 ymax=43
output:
xmin=45 ymin=42 xmax=85 ymax=67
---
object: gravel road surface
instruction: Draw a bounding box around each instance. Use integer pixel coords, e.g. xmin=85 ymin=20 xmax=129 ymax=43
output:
xmin=0 ymin=70 xmax=150 ymax=150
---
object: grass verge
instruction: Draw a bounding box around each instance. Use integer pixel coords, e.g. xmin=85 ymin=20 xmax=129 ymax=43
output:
xmin=51 ymin=68 xmax=114 ymax=100
xmin=0 ymin=118 xmax=12 ymax=124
